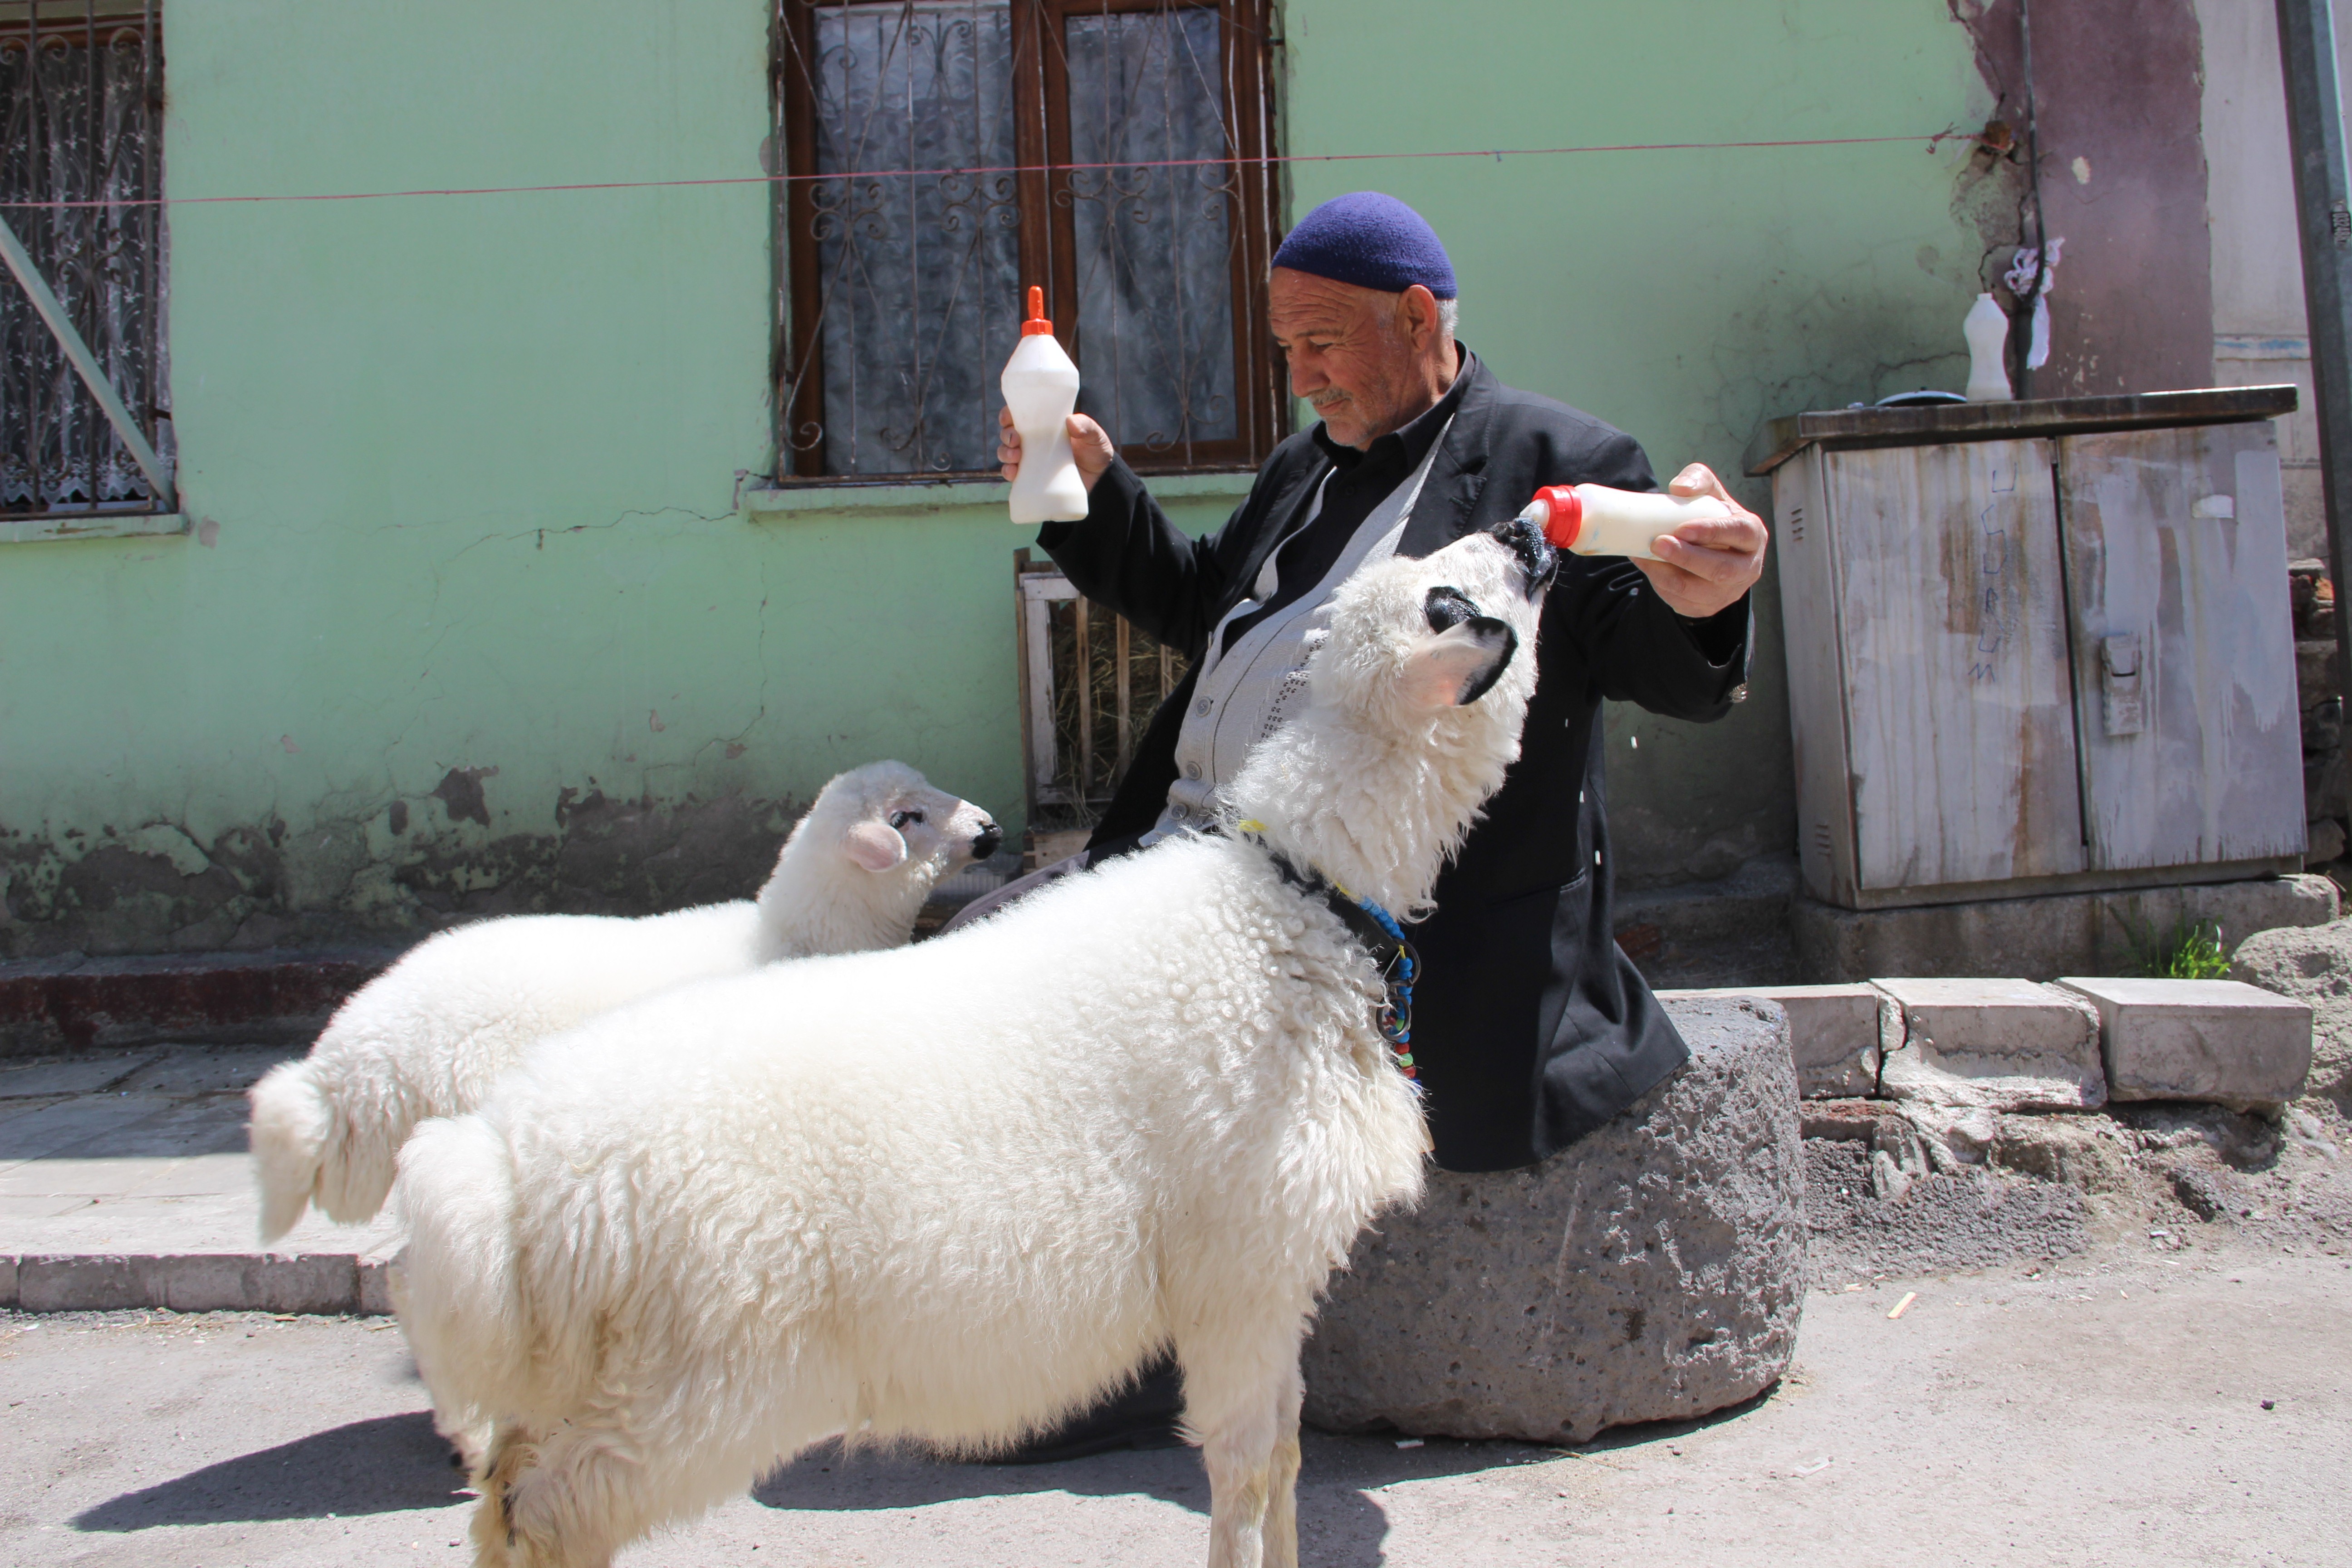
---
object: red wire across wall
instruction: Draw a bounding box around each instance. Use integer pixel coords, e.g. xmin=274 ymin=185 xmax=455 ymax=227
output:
xmin=0 ymin=130 xmax=1968 ymax=210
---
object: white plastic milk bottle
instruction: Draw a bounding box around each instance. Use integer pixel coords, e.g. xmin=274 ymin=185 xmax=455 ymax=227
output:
xmin=1515 ymin=483 xmax=1732 ymax=563
xmin=1002 ymin=286 xmax=1089 ymax=524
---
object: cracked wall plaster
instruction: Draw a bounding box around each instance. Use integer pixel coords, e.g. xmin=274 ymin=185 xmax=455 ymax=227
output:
xmin=0 ymin=788 xmax=808 ymax=961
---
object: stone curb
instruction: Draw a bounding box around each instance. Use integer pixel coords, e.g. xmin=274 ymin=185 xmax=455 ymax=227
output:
xmin=0 ymin=1253 xmax=394 ymax=1315
xmin=0 ymin=947 xmax=399 ymax=1057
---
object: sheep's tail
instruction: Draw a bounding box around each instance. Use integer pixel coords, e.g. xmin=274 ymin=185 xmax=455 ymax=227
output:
xmin=249 ymin=1059 xmax=333 ymax=1245
xmin=394 ymin=1114 xmax=528 ymax=1436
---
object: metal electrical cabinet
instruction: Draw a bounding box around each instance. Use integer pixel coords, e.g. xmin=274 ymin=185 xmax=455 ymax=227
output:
xmin=1747 ymin=387 xmax=2304 ymax=911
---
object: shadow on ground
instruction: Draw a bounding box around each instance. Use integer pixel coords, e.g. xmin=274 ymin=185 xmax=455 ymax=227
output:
xmin=752 ymin=1429 xmax=1578 ymax=1567
xmin=72 ymin=1411 xmax=468 ymax=1530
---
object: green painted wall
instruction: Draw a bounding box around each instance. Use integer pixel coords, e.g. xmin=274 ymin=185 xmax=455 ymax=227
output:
xmin=0 ymin=0 xmax=1992 ymax=957
xmin=1282 ymin=0 xmax=1992 ymax=881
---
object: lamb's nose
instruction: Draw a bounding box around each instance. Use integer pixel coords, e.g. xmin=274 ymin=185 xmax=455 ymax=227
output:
xmin=1485 ymin=513 xmax=1556 ymax=592
xmin=971 ymin=822 xmax=1003 ymax=860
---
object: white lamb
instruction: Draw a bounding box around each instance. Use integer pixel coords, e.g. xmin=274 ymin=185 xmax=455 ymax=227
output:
xmin=249 ymin=760 xmax=998 ymax=1244
xmin=392 ymin=519 xmax=1555 ymax=1568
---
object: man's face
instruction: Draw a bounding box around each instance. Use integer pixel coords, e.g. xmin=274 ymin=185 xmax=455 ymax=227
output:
xmin=1268 ymin=268 xmax=1429 ymax=450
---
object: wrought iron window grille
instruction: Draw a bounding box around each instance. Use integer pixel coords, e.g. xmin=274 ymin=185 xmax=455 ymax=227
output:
xmin=1 ymin=1 xmax=169 ymax=521
xmin=1014 ymin=546 xmax=1188 ymax=855
xmin=773 ymin=0 xmax=1283 ymax=484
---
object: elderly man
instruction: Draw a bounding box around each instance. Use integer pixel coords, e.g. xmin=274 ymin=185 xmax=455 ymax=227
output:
xmin=977 ymin=191 xmax=1766 ymax=1457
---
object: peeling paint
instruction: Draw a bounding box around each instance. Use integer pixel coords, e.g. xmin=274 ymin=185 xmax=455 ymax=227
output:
xmin=429 ymin=766 xmax=499 ymax=828
xmin=0 ymin=788 xmax=810 ymax=961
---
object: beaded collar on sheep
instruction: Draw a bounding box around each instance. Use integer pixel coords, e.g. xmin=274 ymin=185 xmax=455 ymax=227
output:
xmin=1221 ymin=530 xmax=1543 ymax=919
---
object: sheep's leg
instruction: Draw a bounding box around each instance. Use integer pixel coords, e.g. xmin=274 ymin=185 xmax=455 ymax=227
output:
xmin=1259 ymin=1366 xmax=1304 ymax=1568
xmin=1184 ymin=1338 xmax=1303 ymax=1568
xmin=477 ymin=1423 xmax=642 ymax=1568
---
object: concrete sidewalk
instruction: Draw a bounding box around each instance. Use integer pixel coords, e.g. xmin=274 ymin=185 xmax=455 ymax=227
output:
xmin=5 ymin=1246 xmax=2346 ymax=1565
xmin=0 ymin=1044 xmax=399 ymax=1313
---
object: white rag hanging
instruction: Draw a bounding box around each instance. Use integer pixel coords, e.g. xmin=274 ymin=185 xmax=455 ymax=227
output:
xmin=2003 ymin=238 xmax=2065 ymax=370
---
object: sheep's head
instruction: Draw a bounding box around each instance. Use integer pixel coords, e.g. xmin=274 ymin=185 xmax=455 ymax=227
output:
xmin=1309 ymin=515 xmax=1551 ymax=739
xmin=769 ymin=760 xmax=1001 ymax=898
xmin=1226 ymin=517 xmax=1553 ymax=914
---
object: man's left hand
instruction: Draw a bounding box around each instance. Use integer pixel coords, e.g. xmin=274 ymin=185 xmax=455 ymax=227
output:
xmin=1637 ymin=463 xmax=1768 ymax=621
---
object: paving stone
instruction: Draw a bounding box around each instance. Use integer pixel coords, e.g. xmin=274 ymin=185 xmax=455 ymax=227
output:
xmin=1658 ymin=983 xmax=1886 ymax=1096
xmin=9 ymin=1251 xmax=370 ymax=1313
xmin=0 ymin=1156 xmax=184 ymax=1199
xmin=160 ymin=1254 xmax=360 ymax=1314
xmin=16 ymin=1254 xmax=154 ymax=1311
xmin=359 ymin=1258 xmax=396 ymax=1316
xmin=1873 ymin=977 xmax=2106 ymax=1111
xmin=2054 ymin=976 xmax=2313 ymax=1114
xmin=1300 ymin=995 xmax=1803 ymax=1444
xmin=0 ymin=1051 xmax=167 ymax=1099
xmin=0 ymin=1094 xmax=180 ymax=1165
xmin=110 ymin=1044 xmax=300 ymax=1097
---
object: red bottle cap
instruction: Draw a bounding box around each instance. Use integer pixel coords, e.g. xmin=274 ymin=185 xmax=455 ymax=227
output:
xmin=1529 ymin=485 xmax=1584 ymax=549
xmin=1021 ymin=285 xmax=1054 ymax=337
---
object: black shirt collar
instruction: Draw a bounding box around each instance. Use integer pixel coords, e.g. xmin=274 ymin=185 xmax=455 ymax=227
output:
xmin=1311 ymin=345 xmax=1477 ymax=475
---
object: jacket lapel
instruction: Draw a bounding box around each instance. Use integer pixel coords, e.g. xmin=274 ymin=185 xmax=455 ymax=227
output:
xmin=1397 ymin=351 xmax=1498 ymax=560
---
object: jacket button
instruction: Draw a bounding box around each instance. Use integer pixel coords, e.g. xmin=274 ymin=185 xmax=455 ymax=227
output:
xmin=1185 ymin=762 xmax=1201 ymax=779
xmin=1195 ymin=697 xmax=1213 ymax=716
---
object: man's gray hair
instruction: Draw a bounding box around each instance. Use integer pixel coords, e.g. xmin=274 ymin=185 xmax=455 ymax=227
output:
xmin=1438 ymin=297 xmax=1460 ymax=338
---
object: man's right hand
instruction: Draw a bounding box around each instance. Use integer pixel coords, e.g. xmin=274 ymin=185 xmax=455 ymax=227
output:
xmin=997 ymin=406 xmax=1117 ymax=492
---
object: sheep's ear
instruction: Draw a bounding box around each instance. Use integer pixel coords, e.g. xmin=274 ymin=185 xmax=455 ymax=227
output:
xmin=843 ymin=820 xmax=909 ymax=872
xmin=1397 ymin=618 xmax=1518 ymax=710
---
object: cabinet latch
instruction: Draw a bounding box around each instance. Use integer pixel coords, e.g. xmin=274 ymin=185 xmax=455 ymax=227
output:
xmin=2100 ymin=633 xmax=2144 ymax=736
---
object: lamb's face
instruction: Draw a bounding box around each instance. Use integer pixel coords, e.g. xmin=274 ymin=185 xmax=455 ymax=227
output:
xmin=800 ymin=762 xmax=1002 ymax=881
xmin=1309 ymin=518 xmax=1554 ymax=739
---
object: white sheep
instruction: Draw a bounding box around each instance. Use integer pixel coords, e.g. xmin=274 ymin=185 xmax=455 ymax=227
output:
xmin=392 ymin=520 xmax=1554 ymax=1568
xmin=249 ymin=760 xmax=998 ymax=1244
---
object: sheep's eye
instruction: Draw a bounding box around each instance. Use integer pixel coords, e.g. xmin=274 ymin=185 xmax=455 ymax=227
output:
xmin=888 ymin=810 xmax=923 ymax=830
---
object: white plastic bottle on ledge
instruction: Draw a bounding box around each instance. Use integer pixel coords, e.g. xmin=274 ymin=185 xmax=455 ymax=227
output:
xmin=1516 ymin=483 xmax=1732 ymax=563
xmin=1002 ymin=286 xmax=1089 ymax=524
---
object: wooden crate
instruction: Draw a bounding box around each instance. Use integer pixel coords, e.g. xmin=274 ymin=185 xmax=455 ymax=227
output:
xmin=1770 ymin=418 xmax=2303 ymax=910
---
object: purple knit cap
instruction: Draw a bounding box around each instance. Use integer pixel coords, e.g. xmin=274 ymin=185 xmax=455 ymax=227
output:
xmin=1272 ymin=192 xmax=1457 ymax=299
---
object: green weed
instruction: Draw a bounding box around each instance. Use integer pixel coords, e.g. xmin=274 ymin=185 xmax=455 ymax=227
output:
xmin=2111 ymin=912 xmax=2232 ymax=980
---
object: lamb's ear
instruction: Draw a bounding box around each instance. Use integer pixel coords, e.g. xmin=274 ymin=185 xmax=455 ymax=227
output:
xmin=843 ymin=819 xmax=909 ymax=872
xmin=1398 ymin=617 xmax=1519 ymax=709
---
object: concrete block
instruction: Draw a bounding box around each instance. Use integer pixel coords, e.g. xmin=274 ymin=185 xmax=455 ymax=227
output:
xmin=1795 ymin=876 xmax=2339 ymax=983
xmin=165 ymin=1254 xmax=358 ymax=1314
xmin=1873 ymin=978 xmax=2107 ymax=1111
xmin=358 ymin=1258 xmax=397 ymax=1316
xmin=1302 ymin=995 xmax=1804 ymax=1444
xmin=0 ymin=1254 xmax=16 ymax=1307
xmin=16 ymin=1254 xmax=156 ymax=1311
xmin=0 ymin=946 xmax=394 ymax=1058
xmin=10 ymin=1252 xmax=366 ymax=1313
xmin=1658 ymin=984 xmax=1886 ymax=1096
xmin=2053 ymin=977 xmax=2313 ymax=1114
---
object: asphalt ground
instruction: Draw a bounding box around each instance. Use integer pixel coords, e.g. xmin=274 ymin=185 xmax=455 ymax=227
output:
xmin=3 ymin=1235 xmax=2345 ymax=1567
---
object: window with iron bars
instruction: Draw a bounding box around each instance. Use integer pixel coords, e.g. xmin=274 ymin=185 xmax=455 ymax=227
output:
xmin=0 ymin=2 xmax=167 ymax=521
xmin=772 ymin=0 xmax=1283 ymax=481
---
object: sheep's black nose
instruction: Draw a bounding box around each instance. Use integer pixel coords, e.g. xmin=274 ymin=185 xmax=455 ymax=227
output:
xmin=1485 ymin=513 xmax=1556 ymax=593
xmin=971 ymin=822 xmax=1003 ymax=860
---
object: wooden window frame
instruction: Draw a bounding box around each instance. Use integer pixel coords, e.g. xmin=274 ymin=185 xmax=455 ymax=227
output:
xmin=773 ymin=0 xmax=1284 ymax=483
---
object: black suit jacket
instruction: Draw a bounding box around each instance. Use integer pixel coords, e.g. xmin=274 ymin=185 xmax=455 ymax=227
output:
xmin=1038 ymin=352 xmax=1752 ymax=1171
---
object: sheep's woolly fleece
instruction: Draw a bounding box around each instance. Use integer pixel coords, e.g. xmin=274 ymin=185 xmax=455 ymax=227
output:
xmin=392 ymin=524 xmax=1550 ymax=1568
xmin=247 ymin=760 xmax=994 ymax=1243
